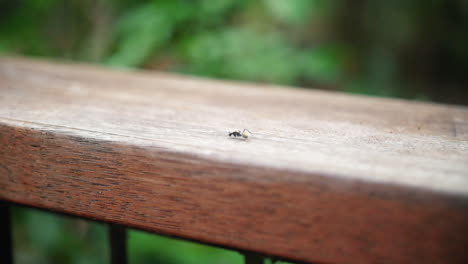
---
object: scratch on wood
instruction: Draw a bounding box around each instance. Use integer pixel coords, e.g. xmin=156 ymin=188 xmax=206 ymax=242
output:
xmin=453 ymin=120 xmax=458 ymax=137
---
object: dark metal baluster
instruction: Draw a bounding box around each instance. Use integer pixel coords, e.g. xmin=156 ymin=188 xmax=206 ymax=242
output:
xmin=109 ymin=224 xmax=127 ymax=264
xmin=0 ymin=202 xmax=14 ymax=264
xmin=243 ymin=252 xmax=264 ymax=264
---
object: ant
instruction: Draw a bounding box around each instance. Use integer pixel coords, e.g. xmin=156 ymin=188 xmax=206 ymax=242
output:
xmin=229 ymin=129 xmax=252 ymax=139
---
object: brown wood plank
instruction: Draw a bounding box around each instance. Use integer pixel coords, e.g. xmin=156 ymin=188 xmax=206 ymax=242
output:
xmin=0 ymin=57 xmax=467 ymax=264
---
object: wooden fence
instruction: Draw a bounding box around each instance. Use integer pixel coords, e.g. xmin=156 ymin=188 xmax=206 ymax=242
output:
xmin=1 ymin=57 xmax=467 ymax=264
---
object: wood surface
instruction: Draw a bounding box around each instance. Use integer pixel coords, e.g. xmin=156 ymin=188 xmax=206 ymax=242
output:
xmin=0 ymin=57 xmax=467 ymax=264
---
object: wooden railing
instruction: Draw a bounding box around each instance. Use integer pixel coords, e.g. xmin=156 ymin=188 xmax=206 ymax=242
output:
xmin=1 ymin=57 xmax=468 ymax=264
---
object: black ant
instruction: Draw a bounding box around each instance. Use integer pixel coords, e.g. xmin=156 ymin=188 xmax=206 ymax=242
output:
xmin=229 ymin=129 xmax=252 ymax=139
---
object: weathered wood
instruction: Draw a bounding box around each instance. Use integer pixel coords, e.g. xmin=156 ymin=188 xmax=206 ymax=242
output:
xmin=0 ymin=57 xmax=467 ymax=264
xmin=109 ymin=224 xmax=127 ymax=264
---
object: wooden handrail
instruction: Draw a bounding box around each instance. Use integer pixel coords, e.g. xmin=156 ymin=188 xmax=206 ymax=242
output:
xmin=1 ymin=57 xmax=467 ymax=264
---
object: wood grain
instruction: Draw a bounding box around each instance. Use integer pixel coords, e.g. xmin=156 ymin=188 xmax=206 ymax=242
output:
xmin=1 ymin=57 xmax=468 ymax=264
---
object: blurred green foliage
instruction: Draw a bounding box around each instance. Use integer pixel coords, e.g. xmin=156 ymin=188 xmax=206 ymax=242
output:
xmin=2 ymin=0 xmax=466 ymax=103
xmin=13 ymin=206 xmax=108 ymax=264
xmin=13 ymin=206 xmax=295 ymax=264
xmin=13 ymin=206 xmax=265 ymax=264
xmin=3 ymin=0 xmax=468 ymax=263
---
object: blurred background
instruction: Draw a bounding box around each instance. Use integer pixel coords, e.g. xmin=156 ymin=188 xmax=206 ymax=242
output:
xmin=1 ymin=0 xmax=467 ymax=104
xmin=12 ymin=206 xmax=246 ymax=264
xmin=2 ymin=0 xmax=467 ymax=263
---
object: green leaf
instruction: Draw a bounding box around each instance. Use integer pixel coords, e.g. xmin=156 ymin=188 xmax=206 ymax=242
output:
xmin=107 ymin=2 xmax=182 ymax=67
